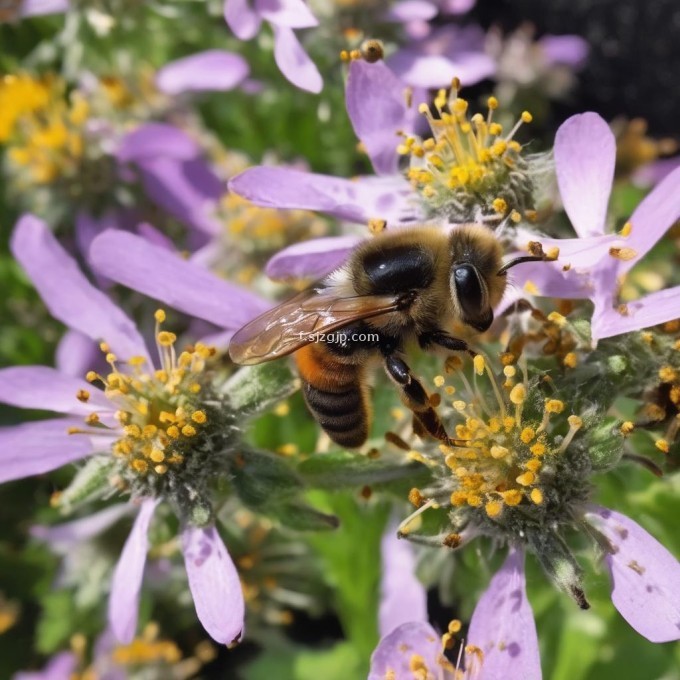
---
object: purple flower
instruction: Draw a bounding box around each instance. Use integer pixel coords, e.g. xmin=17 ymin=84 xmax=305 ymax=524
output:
xmin=224 ymin=0 xmax=322 ymax=93
xmin=0 ymin=215 xmax=269 ymax=644
xmin=388 ymin=24 xmax=495 ymax=89
xmin=155 ymin=50 xmax=249 ymax=95
xmin=510 ymin=112 xmax=680 ymax=339
xmin=13 ymin=652 xmax=77 ymax=680
xmin=231 ymin=59 xmax=538 ymax=281
xmin=371 ymin=540 xmax=541 ymax=679
xmin=18 ymin=0 xmax=69 ymax=18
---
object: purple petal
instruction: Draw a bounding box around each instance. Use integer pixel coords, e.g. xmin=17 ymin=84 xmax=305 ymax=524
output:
xmin=10 ymin=215 xmax=150 ymax=362
xmin=0 ymin=418 xmax=94 ymax=484
xmin=388 ymin=25 xmax=495 ymax=89
xmin=224 ymin=0 xmax=262 ymax=39
xmin=135 ymin=156 xmax=223 ymax=235
xmin=554 ymin=112 xmax=615 ymax=238
xmin=254 ymin=0 xmax=317 ymax=28
xmin=90 ymin=230 xmax=270 ymax=330
xmin=156 ymin=50 xmax=249 ymax=95
xmin=31 ymin=504 xmax=132 ymax=550
xmin=109 ymin=499 xmax=159 ymax=643
xmin=19 ymin=0 xmax=69 ymax=17
xmin=0 ymin=366 xmax=110 ymax=414
xmin=619 ymin=165 xmax=680 ymax=273
xmin=438 ymin=0 xmax=476 ymax=14
xmin=135 ymin=222 xmax=177 ymax=252
xmin=116 ymin=123 xmax=200 ymax=164
xmin=591 ymin=285 xmax=680 ymax=340
xmin=75 ymin=210 xmax=122 ymax=268
xmin=467 ymin=548 xmax=541 ymax=680
xmin=585 ymin=506 xmax=680 ymax=642
xmin=633 ymin=156 xmax=680 ymax=187
xmin=265 ymin=235 xmax=361 ymax=281
xmin=14 ymin=652 xmax=77 ymax=680
xmin=272 ymin=25 xmax=322 ymax=94
xmin=368 ymin=621 xmax=441 ymax=680
xmin=384 ymin=0 xmax=437 ymax=23
xmin=55 ymin=329 xmax=101 ymax=378
xmin=540 ymin=35 xmax=589 ymax=67
xmin=379 ymin=525 xmax=427 ymax=637
xmin=182 ymin=525 xmax=245 ymax=644
xmin=229 ymin=166 xmax=419 ymax=225
xmin=346 ymin=60 xmax=410 ymax=175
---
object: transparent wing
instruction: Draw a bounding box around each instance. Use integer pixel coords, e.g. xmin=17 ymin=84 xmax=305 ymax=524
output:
xmin=228 ymin=286 xmax=402 ymax=365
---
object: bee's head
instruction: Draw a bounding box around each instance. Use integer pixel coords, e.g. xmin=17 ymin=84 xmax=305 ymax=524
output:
xmin=448 ymin=225 xmax=506 ymax=332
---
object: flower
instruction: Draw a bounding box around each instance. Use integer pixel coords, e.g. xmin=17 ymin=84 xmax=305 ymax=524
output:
xmin=0 ymin=214 xmax=274 ymax=644
xmin=224 ymin=0 xmax=322 ymax=93
xmin=396 ymin=352 xmax=680 ymax=653
xmin=230 ymin=58 xmax=540 ymax=280
xmin=373 ymin=528 xmax=541 ymax=679
xmin=509 ymin=112 xmax=680 ymax=339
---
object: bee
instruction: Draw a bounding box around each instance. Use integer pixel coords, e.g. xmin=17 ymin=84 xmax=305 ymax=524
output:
xmin=229 ymin=224 xmax=547 ymax=448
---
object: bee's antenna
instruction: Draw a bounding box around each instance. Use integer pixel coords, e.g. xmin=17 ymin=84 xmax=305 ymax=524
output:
xmin=497 ymin=241 xmax=557 ymax=276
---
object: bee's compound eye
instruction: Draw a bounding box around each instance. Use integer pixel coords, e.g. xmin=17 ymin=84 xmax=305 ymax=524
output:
xmin=453 ymin=265 xmax=492 ymax=331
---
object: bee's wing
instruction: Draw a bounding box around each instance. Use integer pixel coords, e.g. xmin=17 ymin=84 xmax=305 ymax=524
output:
xmin=229 ymin=287 xmax=402 ymax=365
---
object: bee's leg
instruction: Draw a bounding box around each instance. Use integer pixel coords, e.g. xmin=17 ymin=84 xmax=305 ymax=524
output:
xmin=418 ymin=330 xmax=476 ymax=358
xmin=383 ymin=354 xmax=451 ymax=444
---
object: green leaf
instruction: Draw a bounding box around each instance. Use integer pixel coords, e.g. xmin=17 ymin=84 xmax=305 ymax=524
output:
xmin=298 ymin=451 xmax=429 ymax=490
xmin=275 ymin=500 xmax=339 ymax=532
xmin=223 ymin=362 xmax=300 ymax=418
xmin=229 ymin=448 xmax=303 ymax=509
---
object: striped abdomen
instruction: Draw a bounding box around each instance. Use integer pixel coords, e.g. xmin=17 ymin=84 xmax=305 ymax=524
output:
xmin=294 ymin=344 xmax=370 ymax=448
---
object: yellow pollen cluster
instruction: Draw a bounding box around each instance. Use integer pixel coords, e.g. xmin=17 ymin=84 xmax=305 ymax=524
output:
xmin=399 ymin=80 xmax=532 ymax=212
xmin=0 ymin=73 xmax=88 ymax=185
xmin=435 ymin=359 xmax=582 ymax=519
xmin=70 ymin=311 xmax=215 ymax=478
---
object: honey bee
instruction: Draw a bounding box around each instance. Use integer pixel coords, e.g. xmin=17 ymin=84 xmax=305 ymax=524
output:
xmin=229 ymin=224 xmax=547 ymax=448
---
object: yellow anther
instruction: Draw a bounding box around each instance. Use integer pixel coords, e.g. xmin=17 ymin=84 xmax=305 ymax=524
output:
xmin=154 ymin=464 xmax=168 ymax=474
xmin=132 ymin=459 xmax=148 ymax=473
xmin=510 ymin=210 xmax=522 ymax=223
xmin=154 ymin=309 xmax=166 ymax=323
xmin=547 ymin=311 xmax=567 ymax=326
xmin=150 ymin=449 xmax=165 ymax=463
xmin=491 ymin=140 xmax=507 ymax=156
xmin=485 ymin=500 xmax=503 ymax=518
xmin=166 ymin=425 xmax=180 ymax=439
xmin=509 ymin=384 xmax=526 ymax=405
xmin=448 ymin=619 xmax=462 ymax=634
xmin=521 ymin=111 xmax=533 ymax=123
xmin=546 ymin=246 xmax=560 ymax=260
xmin=473 ymin=355 xmax=485 ymax=375
xmin=619 ymin=221 xmax=633 ymax=237
xmin=530 ymin=488 xmax=544 ymax=504
xmin=655 ymin=439 xmax=670 ymax=454
xmin=501 ymin=489 xmax=522 ymax=506
xmin=368 ymin=218 xmax=387 ymax=234
xmin=545 ymin=399 xmax=565 ymax=414
xmin=503 ymin=415 xmax=516 ymax=430
xmin=76 ymin=389 xmax=90 ymax=402
xmin=157 ymin=331 xmax=177 ymax=346
xmin=520 ymin=427 xmax=535 ymax=443
xmin=450 ymin=491 xmax=468 ymax=506
xmin=658 ymin=366 xmax=677 ymax=383
xmin=492 ymin=197 xmax=508 ymax=214
xmin=525 ymin=458 xmax=542 ymax=472
xmin=563 ymin=352 xmax=578 ymax=368
xmin=189 ymin=383 xmax=201 ymax=393
xmin=86 ymin=371 xmax=98 ymax=382
xmin=503 ymin=365 xmax=517 ymax=378
xmin=106 ymin=353 xmax=117 ymax=364
xmin=530 ymin=442 xmax=546 ymax=456
xmin=489 ymin=122 xmax=502 ymax=135
xmin=467 ymin=494 xmax=482 ymax=507
xmin=124 ymin=424 xmax=141 ymax=438
xmin=418 ymin=103 xmax=429 ymax=114
xmin=339 ymin=49 xmax=349 ymax=62
xmin=567 ymin=415 xmax=583 ymax=429
xmin=523 ymin=280 xmax=539 ymax=294
xmin=408 ymin=488 xmax=425 ymax=507
xmin=99 ymin=342 xmax=110 ymax=353
xmin=516 ymin=471 xmax=535 ymax=486
xmin=487 ymin=96 xmax=499 ymax=110
xmin=409 ymin=654 xmax=427 ymax=673
xmin=434 ymin=375 xmax=445 ymax=387
xmin=620 ymin=421 xmax=635 ymax=435
xmin=191 ymin=410 xmax=207 ymax=424
xmin=453 ymin=400 xmax=467 ymax=411
xmin=181 ymin=424 xmax=197 ymax=437
xmin=85 ymin=413 xmax=100 ymax=425
xmin=609 ymin=247 xmax=638 ymax=261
